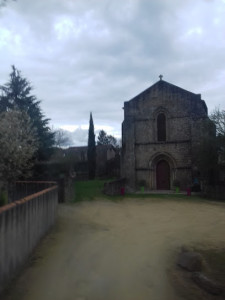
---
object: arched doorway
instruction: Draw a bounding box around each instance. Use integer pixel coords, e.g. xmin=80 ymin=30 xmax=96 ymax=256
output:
xmin=156 ymin=160 xmax=170 ymax=190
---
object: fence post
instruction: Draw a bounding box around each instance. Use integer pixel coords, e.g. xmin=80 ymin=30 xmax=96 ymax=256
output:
xmin=58 ymin=176 xmax=65 ymax=203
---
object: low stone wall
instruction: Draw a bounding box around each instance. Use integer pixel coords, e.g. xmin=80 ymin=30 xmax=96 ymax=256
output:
xmin=0 ymin=185 xmax=58 ymax=294
xmin=202 ymin=185 xmax=225 ymax=201
xmin=103 ymin=178 xmax=126 ymax=196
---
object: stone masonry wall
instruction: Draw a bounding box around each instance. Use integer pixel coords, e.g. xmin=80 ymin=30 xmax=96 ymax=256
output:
xmin=121 ymin=118 xmax=136 ymax=190
xmin=121 ymin=80 xmax=208 ymax=190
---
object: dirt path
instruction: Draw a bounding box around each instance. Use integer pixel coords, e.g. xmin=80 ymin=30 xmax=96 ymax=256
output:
xmin=3 ymin=197 xmax=225 ymax=300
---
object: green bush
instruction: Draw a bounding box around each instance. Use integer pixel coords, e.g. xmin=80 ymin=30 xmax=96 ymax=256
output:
xmin=74 ymin=180 xmax=105 ymax=202
xmin=0 ymin=190 xmax=8 ymax=207
xmin=173 ymin=179 xmax=180 ymax=187
xmin=138 ymin=180 xmax=146 ymax=187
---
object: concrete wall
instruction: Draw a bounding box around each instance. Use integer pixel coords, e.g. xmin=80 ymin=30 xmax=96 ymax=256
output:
xmin=0 ymin=185 xmax=58 ymax=294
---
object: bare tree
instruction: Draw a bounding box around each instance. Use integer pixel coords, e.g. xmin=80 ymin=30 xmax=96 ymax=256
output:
xmin=210 ymin=107 xmax=225 ymax=165
xmin=0 ymin=109 xmax=38 ymax=185
xmin=54 ymin=129 xmax=72 ymax=148
xmin=97 ymin=130 xmax=119 ymax=148
xmin=210 ymin=107 xmax=225 ymax=136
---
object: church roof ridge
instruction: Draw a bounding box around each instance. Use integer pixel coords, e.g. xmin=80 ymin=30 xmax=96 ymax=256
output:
xmin=156 ymin=79 xmax=200 ymax=96
xmin=127 ymin=78 xmax=201 ymax=103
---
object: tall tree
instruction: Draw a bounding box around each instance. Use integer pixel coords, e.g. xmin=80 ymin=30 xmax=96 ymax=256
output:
xmin=87 ymin=112 xmax=96 ymax=179
xmin=97 ymin=129 xmax=119 ymax=148
xmin=107 ymin=135 xmax=119 ymax=148
xmin=210 ymin=107 xmax=225 ymax=165
xmin=97 ymin=130 xmax=109 ymax=145
xmin=0 ymin=109 xmax=38 ymax=185
xmin=0 ymin=66 xmax=55 ymax=160
xmin=54 ymin=129 xmax=72 ymax=148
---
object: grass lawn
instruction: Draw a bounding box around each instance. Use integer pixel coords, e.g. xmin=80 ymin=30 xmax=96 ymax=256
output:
xmin=73 ymin=179 xmax=205 ymax=202
xmin=74 ymin=179 xmax=106 ymax=202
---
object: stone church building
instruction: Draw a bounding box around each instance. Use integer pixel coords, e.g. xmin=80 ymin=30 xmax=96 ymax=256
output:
xmin=121 ymin=76 xmax=208 ymax=191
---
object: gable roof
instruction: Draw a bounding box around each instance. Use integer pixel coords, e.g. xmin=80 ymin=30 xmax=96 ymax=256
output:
xmin=128 ymin=79 xmax=201 ymax=102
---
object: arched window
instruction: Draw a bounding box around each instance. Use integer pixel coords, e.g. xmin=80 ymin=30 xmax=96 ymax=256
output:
xmin=157 ymin=113 xmax=166 ymax=141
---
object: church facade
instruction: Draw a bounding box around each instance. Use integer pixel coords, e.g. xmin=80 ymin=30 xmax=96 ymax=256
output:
xmin=121 ymin=77 xmax=208 ymax=191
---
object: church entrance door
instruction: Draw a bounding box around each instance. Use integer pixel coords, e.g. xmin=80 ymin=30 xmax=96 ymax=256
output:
xmin=156 ymin=160 xmax=170 ymax=190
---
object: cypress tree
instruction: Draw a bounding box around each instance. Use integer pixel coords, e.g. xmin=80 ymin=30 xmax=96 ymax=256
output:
xmin=87 ymin=112 xmax=96 ymax=179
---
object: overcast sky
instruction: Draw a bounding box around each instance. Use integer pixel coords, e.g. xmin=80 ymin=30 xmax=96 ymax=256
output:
xmin=0 ymin=0 xmax=225 ymax=145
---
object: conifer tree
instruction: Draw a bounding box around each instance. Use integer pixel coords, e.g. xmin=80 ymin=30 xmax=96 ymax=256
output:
xmin=97 ymin=129 xmax=119 ymax=148
xmin=0 ymin=65 xmax=54 ymax=160
xmin=97 ymin=130 xmax=108 ymax=145
xmin=87 ymin=112 xmax=96 ymax=179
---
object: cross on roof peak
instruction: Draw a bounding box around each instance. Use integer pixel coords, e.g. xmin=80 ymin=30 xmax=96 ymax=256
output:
xmin=159 ymin=74 xmax=163 ymax=81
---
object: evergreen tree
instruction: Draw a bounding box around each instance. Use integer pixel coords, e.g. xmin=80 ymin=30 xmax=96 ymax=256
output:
xmin=97 ymin=129 xmax=119 ymax=148
xmin=0 ymin=65 xmax=55 ymax=160
xmin=97 ymin=130 xmax=108 ymax=145
xmin=87 ymin=112 xmax=96 ymax=179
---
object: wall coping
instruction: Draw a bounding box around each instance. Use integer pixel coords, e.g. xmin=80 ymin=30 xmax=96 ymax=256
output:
xmin=15 ymin=181 xmax=57 ymax=184
xmin=0 ymin=185 xmax=58 ymax=215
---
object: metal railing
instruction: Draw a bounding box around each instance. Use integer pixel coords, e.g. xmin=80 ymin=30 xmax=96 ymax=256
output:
xmin=8 ymin=181 xmax=57 ymax=203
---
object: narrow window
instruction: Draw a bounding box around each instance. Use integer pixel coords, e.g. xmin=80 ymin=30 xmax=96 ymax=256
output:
xmin=157 ymin=113 xmax=166 ymax=141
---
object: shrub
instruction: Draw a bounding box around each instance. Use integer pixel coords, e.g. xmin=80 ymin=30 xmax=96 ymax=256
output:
xmin=138 ymin=180 xmax=146 ymax=187
xmin=0 ymin=190 xmax=8 ymax=207
xmin=173 ymin=179 xmax=180 ymax=187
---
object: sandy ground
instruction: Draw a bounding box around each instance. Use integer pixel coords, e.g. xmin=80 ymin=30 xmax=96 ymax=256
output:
xmin=2 ymin=197 xmax=225 ymax=300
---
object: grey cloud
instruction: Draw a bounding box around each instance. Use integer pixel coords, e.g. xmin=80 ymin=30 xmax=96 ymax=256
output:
xmin=68 ymin=128 xmax=89 ymax=146
xmin=0 ymin=0 xmax=225 ymax=142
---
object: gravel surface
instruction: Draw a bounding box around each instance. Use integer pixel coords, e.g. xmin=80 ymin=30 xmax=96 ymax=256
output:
xmin=3 ymin=197 xmax=225 ymax=300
